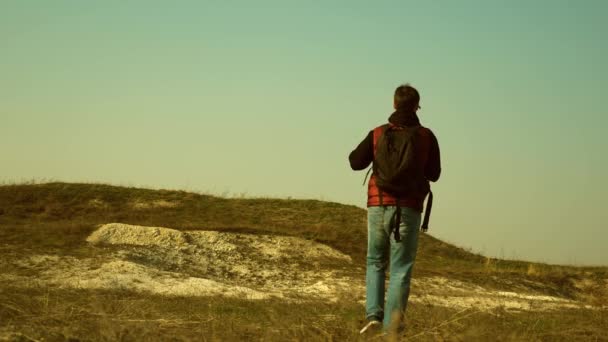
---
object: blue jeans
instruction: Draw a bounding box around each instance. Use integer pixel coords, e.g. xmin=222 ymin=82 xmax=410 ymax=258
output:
xmin=365 ymin=206 xmax=421 ymax=329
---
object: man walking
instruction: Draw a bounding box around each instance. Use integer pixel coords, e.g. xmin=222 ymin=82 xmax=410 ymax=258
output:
xmin=349 ymin=84 xmax=441 ymax=334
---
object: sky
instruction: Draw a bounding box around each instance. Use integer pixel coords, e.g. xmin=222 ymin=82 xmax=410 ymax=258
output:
xmin=1 ymin=1 xmax=607 ymax=266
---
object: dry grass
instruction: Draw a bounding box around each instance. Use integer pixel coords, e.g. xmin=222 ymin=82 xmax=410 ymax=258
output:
xmin=0 ymin=286 xmax=365 ymax=341
xmin=1 ymin=182 xmax=607 ymax=341
xmin=1 ymin=286 xmax=606 ymax=341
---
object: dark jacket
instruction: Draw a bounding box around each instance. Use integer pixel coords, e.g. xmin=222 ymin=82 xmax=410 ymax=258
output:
xmin=349 ymin=111 xmax=441 ymax=210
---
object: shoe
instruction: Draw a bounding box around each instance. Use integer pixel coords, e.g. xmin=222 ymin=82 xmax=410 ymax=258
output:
xmin=359 ymin=320 xmax=382 ymax=335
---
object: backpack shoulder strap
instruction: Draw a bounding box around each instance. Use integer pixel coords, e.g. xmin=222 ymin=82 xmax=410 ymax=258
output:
xmin=372 ymin=124 xmax=391 ymax=151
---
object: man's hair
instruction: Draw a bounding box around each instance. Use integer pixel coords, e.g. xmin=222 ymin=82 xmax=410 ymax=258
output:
xmin=394 ymin=84 xmax=420 ymax=112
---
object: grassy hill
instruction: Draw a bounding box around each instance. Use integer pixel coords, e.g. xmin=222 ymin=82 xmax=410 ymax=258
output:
xmin=0 ymin=182 xmax=606 ymax=341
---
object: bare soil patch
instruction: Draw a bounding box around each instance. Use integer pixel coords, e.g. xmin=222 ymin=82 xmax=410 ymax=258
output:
xmin=1 ymin=223 xmax=600 ymax=312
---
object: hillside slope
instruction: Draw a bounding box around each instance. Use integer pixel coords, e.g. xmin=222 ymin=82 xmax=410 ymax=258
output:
xmin=1 ymin=182 xmax=605 ymax=287
xmin=1 ymin=183 xmax=606 ymax=341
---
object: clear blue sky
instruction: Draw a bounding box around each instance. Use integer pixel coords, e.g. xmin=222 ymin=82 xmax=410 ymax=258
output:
xmin=1 ymin=1 xmax=607 ymax=265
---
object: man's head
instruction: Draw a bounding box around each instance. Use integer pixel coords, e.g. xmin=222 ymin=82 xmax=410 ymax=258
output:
xmin=393 ymin=84 xmax=420 ymax=112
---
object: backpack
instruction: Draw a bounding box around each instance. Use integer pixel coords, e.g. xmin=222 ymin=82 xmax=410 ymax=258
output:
xmin=373 ymin=124 xmax=428 ymax=197
xmin=368 ymin=124 xmax=434 ymax=237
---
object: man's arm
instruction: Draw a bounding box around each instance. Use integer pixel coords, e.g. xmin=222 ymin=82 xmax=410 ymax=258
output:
xmin=425 ymin=130 xmax=441 ymax=182
xmin=349 ymin=130 xmax=373 ymax=170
